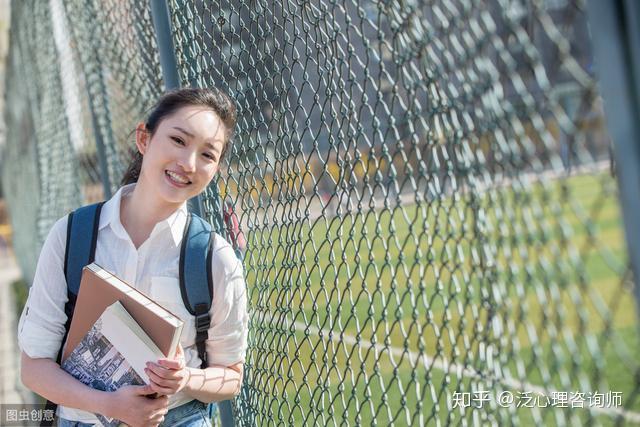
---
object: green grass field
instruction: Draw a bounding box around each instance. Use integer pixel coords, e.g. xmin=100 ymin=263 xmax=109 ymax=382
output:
xmin=242 ymin=171 xmax=640 ymax=426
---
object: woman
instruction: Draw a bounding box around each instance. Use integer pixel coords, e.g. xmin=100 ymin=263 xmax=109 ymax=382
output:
xmin=17 ymin=88 xmax=248 ymax=427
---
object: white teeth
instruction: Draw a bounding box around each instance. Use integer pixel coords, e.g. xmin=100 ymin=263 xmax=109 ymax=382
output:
xmin=166 ymin=170 xmax=190 ymax=184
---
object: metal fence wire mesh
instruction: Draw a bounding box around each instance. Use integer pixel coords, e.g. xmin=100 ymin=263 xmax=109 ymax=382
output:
xmin=2 ymin=0 xmax=639 ymax=425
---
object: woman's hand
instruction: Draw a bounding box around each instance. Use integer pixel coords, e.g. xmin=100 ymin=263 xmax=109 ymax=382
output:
xmin=104 ymin=384 xmax=169 ymax=427
xmin=145 ymin=344 xmax=190 ymax=396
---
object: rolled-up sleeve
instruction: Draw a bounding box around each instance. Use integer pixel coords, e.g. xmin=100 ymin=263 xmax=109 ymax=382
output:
xmin=17 ymin=215 xmax=70 ymax=360
xmin=205 ymin=237 xmax=248 ymax=367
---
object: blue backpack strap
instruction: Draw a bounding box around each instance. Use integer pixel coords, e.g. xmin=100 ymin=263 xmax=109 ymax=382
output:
xmin=179 ymin=212 xmax=214 ymax=369
xmin=64 ymin=202 xmax=105 ymax=296
xmin=59 ymin=201 xmax=104 ymax=360
xmin=42 ymin=202 xmax=104 ymax=427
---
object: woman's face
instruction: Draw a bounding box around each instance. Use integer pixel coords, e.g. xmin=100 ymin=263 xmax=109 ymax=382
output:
xmin=136 ymin=105 xmax=226 ymax=207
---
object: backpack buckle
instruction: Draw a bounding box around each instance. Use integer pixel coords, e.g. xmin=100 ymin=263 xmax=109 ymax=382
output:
xmin=195 ymin=313 xmax=210 ymax=332
xmin=194 ymin=303 xmax=210 ymax=333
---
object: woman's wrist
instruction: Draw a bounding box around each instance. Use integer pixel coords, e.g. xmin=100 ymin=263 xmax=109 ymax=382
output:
xmin=180 ymin=364 xmax=243 ymax=403
xmin=181 ymin=366 xmax=198 ymax=396
xmin=91 ymin=389 xmax=115 ymax=418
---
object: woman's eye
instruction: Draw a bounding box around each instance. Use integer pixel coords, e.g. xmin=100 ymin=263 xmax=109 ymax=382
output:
xmin=171 ymin=136 xmax=185 ymax=145
xmin=203 ymin=152 xmax=217 ymax=161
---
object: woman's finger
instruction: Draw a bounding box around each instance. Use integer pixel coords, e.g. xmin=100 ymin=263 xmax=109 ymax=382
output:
xmin=156 ymin=358 xmax=184 ymax=370
xmin=148 ymin=379 xmax=177 ymax=396
xmin=156 ymin=345 xmax=186 ymax=370
xmin=146 ymin=362 xmax=180 ymax=379
xmin=145 ymin=367 xmax=177 ymax=388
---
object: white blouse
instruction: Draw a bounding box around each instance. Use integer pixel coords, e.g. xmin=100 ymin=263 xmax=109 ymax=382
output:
xmin=17 ymin=183 xmax=249 ymax=423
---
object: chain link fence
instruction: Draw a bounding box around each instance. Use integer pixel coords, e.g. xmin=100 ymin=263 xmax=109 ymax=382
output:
xmin=2 ymin=0 xmax=639 ymax=425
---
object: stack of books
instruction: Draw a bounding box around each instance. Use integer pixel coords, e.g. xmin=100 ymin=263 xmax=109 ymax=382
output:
xmin=61 ymin=263 xmax=184 ymax=427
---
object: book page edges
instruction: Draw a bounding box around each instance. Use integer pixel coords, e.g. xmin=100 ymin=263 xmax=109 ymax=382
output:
xmin=168 ymin=323 xmax=185 ymax=359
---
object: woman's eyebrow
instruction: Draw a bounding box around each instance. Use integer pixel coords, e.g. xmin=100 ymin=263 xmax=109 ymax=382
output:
xmin=205 ymin=142 xmax=221 ymax=154
xmin=173 ymin=126 xmax=195 ymax=138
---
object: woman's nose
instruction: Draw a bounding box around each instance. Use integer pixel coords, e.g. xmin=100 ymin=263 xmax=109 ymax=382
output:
xmin=178 ymin=150 xmax=197 ymax=172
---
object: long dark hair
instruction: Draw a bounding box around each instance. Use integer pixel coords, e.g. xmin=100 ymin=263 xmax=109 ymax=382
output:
xmin=120 ymin=87 xmax=237 ymax=185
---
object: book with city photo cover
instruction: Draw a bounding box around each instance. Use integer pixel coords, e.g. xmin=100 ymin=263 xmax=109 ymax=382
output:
xmin=61 ymin=301 xmax=165 ymax=427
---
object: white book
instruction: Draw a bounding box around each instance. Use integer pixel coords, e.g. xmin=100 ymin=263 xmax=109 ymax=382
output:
xmin=99 ymin=300 xmax=164 ymax=381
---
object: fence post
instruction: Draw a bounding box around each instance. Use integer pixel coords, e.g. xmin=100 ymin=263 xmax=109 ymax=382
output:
xmin=149 ymin=1 xmax=236 ymax=425
xmin=586 ymin=0 xmax=640 ymax=322
xmin=150 ymin=0 xmax=202 ymax=216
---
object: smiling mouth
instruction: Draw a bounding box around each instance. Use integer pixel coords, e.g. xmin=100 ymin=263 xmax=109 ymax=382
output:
xmin=165 ymin=170 xmax=192 ymax=185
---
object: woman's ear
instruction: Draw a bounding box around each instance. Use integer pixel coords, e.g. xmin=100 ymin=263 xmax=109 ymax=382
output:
xmin=135 ymin=122 xmax=149 ymax=155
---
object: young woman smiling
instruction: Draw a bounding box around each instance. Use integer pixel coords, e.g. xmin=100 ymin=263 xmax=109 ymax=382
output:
xmin=18 ymin=88 xmax=248 ymax=427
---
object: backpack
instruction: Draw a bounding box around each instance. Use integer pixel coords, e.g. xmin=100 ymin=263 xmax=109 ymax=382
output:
xmin=42 ymin=201 xmax=218 ymax=425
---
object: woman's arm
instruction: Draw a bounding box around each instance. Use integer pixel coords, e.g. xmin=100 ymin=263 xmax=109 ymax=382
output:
xmin=143 ymin=237 xmax=249 ymax=402
xmin=21 ymin=352 xmax=170 ymax=426
xmin=21 ymin=352 xmax=110 ymax=414
xmin=145 ymin=346 xmax=243 ymax=402
xmin=183 ymin=362 xmax=244 ymax=402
